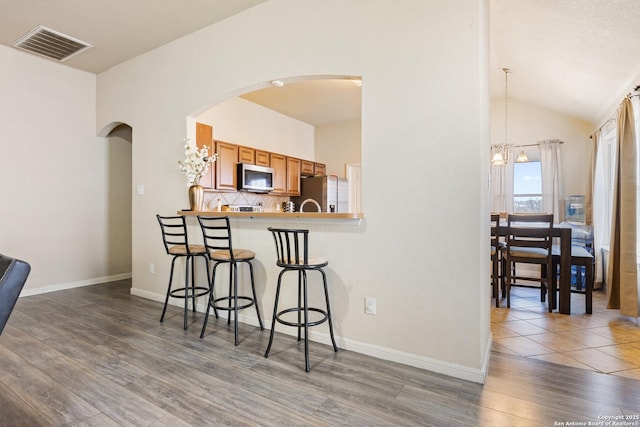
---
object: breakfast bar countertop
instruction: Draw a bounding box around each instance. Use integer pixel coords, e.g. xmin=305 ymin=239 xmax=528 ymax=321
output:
xmin=178 ymin=210 xmax=364 ymax=220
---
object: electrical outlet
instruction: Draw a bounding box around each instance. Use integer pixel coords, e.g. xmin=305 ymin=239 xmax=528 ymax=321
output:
xmin=365 ymin=297 xmax=376 ymax=315
xmin=149 ymin=262 xmax=155 ymax=274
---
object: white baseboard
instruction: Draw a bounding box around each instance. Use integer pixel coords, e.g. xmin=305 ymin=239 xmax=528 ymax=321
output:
xmin=328 ymin=332 xmax=489 ymax=384
xmin=131 ymin=286 xmax=489 ymax=384
xmin=19 ymin=273 xmax=132 ymax=297
xmin=481 ymin=332 xmax=492 ymax=383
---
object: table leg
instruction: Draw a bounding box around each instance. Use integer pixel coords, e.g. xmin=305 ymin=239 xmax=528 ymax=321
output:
xmin=558 ymin=228 xmax=571 ymax=314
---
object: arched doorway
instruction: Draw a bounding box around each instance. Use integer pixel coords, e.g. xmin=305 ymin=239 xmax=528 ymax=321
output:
xmin=100 ymin=122 xmax=133 ymax=286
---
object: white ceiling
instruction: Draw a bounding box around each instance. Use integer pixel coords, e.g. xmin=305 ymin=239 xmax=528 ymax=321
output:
xmin=491 ymin=0 xmax=640 ymax=124
xmin=240 ymin=78 xmax=362 ymax=126
xmin=2 ymin=0 xmax=640 ymax=125
xmin=0 ymin=0 xmax=267 ymax=74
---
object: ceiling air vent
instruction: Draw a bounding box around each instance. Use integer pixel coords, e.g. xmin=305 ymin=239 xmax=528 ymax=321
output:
xmin=12 ymin=25 xmax=93 ymax=62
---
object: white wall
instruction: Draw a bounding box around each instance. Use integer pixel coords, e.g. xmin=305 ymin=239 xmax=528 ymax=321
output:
xmin=0 ymin=45 xmax=132 ymax=293
xmin=97 ymin=0 xmax=490 ymax=382
xmin=491 ymin=97 xmax=594 ymax=207
xmin=196 ymin=97 xmax=314 ymax=159
xmin=315 ymin=119 xmax=362 ymax=178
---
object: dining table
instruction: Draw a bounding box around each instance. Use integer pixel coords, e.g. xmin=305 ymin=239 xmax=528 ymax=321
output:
xmin=497 ymin=222 xmax=573 ymax=314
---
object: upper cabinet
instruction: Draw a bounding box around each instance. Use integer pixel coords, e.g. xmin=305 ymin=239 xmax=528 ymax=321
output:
xmin=301 ymin=159 xmax=314 ymax=177
xmin=240 ymin=146 xmax=271 ymax=167
xmin=270 ymin=153 xmax=287 ymax=195
xmin=238 ymin=146 xmax=255 ymax=164
xmin=215 ymin=140 xmax=238 ymax=191
xmin=196 ymin=122 xmax=214 ymax=188
xmin=272 ymin=155 xmax=301 ymax=196
xmin=314 ymin=162 xmax=326 ymax=176
xmin=287 ymin=157 xmax=301 ymax=196
xmin=255 ymin=149 xmax=270 ymax=167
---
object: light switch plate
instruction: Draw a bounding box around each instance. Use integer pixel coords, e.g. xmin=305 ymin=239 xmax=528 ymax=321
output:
xmin=365 ymin=297 xmax=376 ymax=315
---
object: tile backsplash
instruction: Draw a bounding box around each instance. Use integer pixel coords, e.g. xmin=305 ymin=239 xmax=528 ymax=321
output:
xmin=203 ymin=191 xmax=289 ymax=212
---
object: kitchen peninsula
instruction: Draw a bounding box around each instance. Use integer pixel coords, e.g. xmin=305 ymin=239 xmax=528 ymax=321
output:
xmin=178 ymin=210 xmax=364 ymax=220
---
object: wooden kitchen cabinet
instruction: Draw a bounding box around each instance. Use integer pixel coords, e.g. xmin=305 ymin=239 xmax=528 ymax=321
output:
xmin=215 ymin=140 xmax=238 ymax=191
xmin=194 ymin=125 xmax=316 ymax=194
xmin=270 ymin=154 xmax=301 ymax=196
xmin=270 ymin=153 xmax=287 ymax=194
xmin=287 ymin=157 xmax=301 ymax=196
xmin=301 ymin=159 xmax=314 ymax=177
xmin=255 ymin=149 xmax=270 ymax=167
xmin=238 ymin=146 xmax=255 ymax=164
xmin=196 ymin=122 xmax=214 ymax=188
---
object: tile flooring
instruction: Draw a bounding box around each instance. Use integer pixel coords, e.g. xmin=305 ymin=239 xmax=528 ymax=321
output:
xmin=491 ymin=286 xmax=640 ymax=380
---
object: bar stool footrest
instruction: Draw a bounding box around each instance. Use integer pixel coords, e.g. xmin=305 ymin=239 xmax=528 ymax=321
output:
xmin=169 ymin=286 xmax=209 ymax=299
xmin=276 ymin=307 xmax=328 ymax=328
xmin=212 ymin=296 xmax=255 ymax=311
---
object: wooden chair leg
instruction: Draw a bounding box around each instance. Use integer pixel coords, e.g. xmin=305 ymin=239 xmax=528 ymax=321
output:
xmin=585 ymin=261 xmax=593 ymax=315
xmin=506 ymin=259 xmax=511 ymax=308
xmin=492 ymin=254 xmax=499 ymax=307
xmin=540 ymin=265 xmax=547 ymax=303
xmin=501 ymin=257 xmax=506 ymax=298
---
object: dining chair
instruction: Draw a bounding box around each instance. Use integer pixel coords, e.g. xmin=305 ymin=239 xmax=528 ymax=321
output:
xmin=490 ymin=213 xmax=502 ymax=307
xmin=552 ymin=227 xmax=594 ymax=314
xmin=503 ymin=213 xmax=555 ymax=311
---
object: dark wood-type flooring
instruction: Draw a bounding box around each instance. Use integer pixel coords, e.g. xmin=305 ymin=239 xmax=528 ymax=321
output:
xmin=1 ymin=280 xmax=640 ymax=426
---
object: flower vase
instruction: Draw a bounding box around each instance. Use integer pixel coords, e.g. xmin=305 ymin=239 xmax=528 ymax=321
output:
xmin=188 ymin=184 xmax=204 ymax=211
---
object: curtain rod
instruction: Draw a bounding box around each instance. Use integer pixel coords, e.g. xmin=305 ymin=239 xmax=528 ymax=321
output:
xmin=590 ymin=90 xmax=640 ymax=138
xmin=491 ymin=140 xmax=564 ymax=148
xmin=590 ymin=116 xmax=616 ymax=139
xmin=513 ymin=141 xmax=564 ymax=148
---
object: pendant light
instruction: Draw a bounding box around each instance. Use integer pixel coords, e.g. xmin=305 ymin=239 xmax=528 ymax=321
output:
xmin=516 ymin=150 xmax=529 ymax=162
xmin=492 ymin=68 xmax=512 ymax=166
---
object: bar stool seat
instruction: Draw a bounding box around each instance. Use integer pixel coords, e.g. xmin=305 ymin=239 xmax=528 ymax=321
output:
xmin=156 ymin=215 xmax=211 ymax=330
xmin=209 ymin=248 xmax=255 ymax=261
xmin=264 ymin=227 xmax=338 ymax=372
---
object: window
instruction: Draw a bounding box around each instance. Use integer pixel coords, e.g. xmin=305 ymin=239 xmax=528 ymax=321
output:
xmin=593 ymin=123 xmax=616 ymax=255
xmin=513 ymin=160 xmax=542 ymax=213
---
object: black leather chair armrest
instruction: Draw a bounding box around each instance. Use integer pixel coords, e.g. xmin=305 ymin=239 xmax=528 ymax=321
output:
xmin=0 ymin=254 xmax=31 ymax=335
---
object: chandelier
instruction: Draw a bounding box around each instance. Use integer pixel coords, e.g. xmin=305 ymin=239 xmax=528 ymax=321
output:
xmin=492 ymin=68 xmax=529 ymax=165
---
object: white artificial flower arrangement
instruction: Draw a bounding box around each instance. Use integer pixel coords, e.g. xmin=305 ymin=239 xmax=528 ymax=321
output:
xmin=178 ymin=138 xmax=218 ymax=185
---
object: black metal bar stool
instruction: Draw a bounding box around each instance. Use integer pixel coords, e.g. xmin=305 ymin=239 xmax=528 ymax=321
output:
xmin=264 ymin=227 xmax=338 ymax=372
xmin=156 ymin=215 xmax=211 ymax=330
xmin=197 ymin=216 xmax=264 ymax=346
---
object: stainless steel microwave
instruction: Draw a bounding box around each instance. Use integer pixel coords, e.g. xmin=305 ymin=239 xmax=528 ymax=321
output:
xmin=236 ymin=163 xmax=274 ymax=193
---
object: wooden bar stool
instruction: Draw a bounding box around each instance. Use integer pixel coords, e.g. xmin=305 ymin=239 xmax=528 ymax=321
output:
xmin=264 ymin=227 xmax=338 ymax=372
xmin=156 ymin=215 xmax=211 ymax=330
xmin=197 ymin=216 xmax=264 ymax=346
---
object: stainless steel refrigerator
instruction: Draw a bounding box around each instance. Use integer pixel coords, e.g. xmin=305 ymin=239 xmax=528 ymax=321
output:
xmin=292 ymin=176 xmax=349 ymax=213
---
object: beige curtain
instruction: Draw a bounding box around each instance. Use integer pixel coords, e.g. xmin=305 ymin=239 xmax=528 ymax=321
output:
xmin=606 ymin=97 xmax=638 ymax=316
